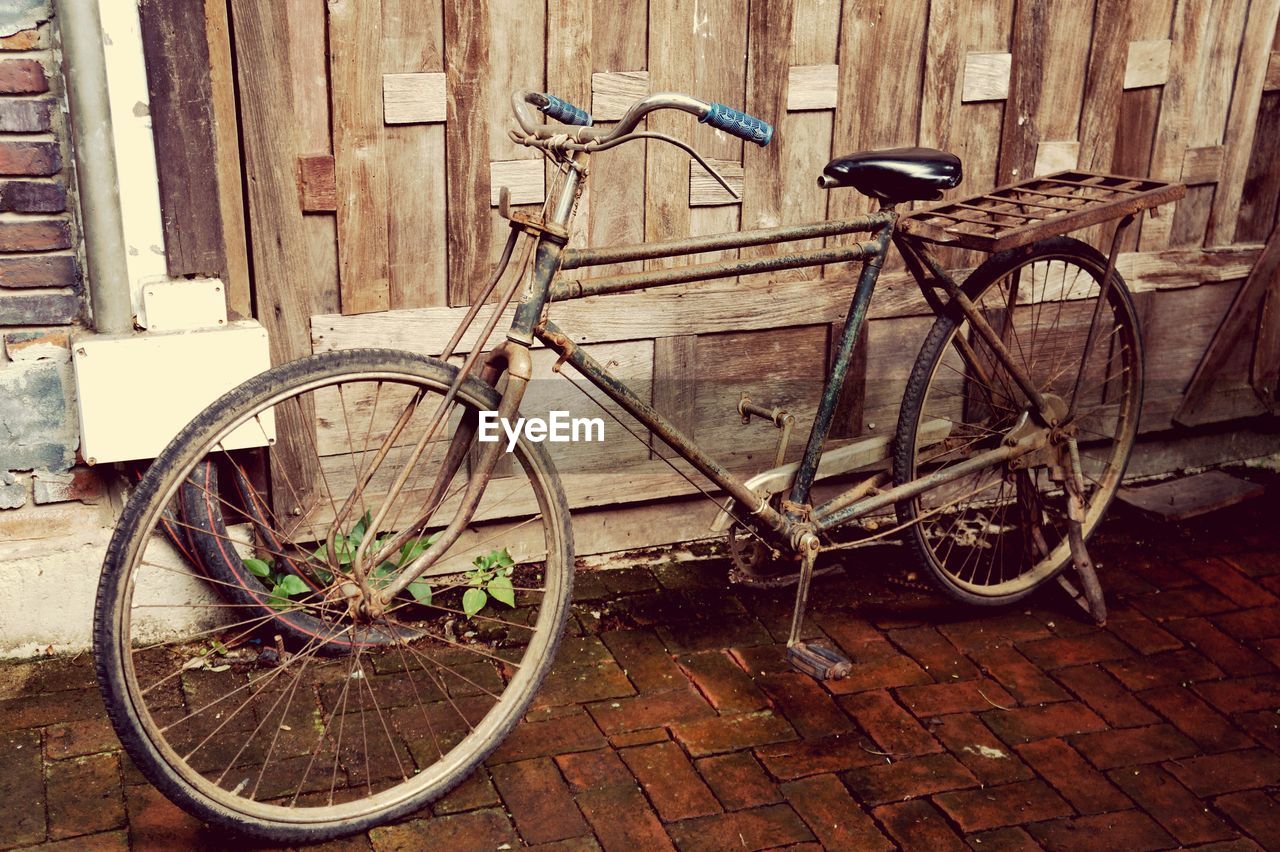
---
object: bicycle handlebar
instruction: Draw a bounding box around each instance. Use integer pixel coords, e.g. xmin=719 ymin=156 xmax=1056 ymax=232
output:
xmin=700 ymin=102 xmax=773 ymax=146
xmin=513 ymin=89 xmax=773 ymax=148
xmin=531 ymin=92 xmax=593 ymax=126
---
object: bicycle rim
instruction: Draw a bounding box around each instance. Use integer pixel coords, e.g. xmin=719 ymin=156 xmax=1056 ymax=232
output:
xmin=894 ymin=238 xmax=1142 ymax=604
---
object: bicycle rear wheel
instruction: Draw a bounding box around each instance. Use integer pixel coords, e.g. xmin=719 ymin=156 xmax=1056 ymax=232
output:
xmin=94 ymin=349 xmax=573 ymax=842
xmin=893 ymin=236 xmax=1142 ymax=605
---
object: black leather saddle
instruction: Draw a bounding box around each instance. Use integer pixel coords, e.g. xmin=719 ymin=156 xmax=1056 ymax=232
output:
xmin=822 ymin=147 xmax=963 ymax=202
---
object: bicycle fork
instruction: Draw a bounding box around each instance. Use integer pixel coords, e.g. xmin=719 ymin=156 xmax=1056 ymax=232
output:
xmin=369 ymin=342 xmax=534 ymax=608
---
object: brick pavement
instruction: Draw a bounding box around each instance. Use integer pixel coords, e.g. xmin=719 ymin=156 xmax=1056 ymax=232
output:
xmin=2 ymin=481 xmax=1280 ymax=850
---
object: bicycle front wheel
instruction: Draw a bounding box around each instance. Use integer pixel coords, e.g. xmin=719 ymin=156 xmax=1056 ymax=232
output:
xmin=94 ymin=349 xmax=573 ymax=842
xmin=893 ymin=236 xmax=1143 ymax=605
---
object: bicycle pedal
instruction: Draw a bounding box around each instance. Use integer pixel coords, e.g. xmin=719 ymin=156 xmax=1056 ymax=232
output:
xmin=787 ymin=642 xmax=852 ymax=681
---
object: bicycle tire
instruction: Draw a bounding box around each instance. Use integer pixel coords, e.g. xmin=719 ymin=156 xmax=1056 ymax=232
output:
xmin=94 ymin=349 xmax=574 ymax=842
xmin=892 ymin=236 xmax=1143 ymax=605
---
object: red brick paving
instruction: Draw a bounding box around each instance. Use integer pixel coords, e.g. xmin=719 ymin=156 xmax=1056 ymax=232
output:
xmin=5 ymin=482 xmax=1280 ymax=849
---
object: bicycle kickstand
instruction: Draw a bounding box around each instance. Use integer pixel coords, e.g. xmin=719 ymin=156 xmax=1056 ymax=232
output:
xmin=1055 ymin=441 xmax=1108 ymax=626
xmin=785 ymin=533 xmax=853 ymax=680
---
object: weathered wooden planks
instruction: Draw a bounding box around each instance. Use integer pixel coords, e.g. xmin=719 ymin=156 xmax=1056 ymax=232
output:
xmin=787 ymin=64 xmax=837 ymax=110
xmin=1118 ymin=470 xmax=1264 ymax=520
xmin=1077 ymin=0 xmax=1129 ymax=175
xmin=138 ymin=0 xmax=227 ymax=280
xmin=296 ymin=155 xmax=336 ymax=213
xmin=1208 ymin=0 xmax=1280 ymax=245
xmin=1169 ymin=0 xmax=1249 ymax=248
xmin=1178 ymin=226 xmax=1280 ymax=425
xmin=212 ymin=0 xmax=1280 ymax=557
xmin=329 ymin=0 xmax=390 ymax=315
xmin=490 ymin=160 xmax=546 ymax=206
xmin=587 ymin=0 xmax=648 ymax=277
xmin=832 ymin=0 xmax=929 ymax=222
xmin=443 ymin=0 xmax=492 ymax=305
xmin=285 ymin=0 xmax=340 ymax=315
xmin=921 ymin=0 xmax=1013 ymax=207
xmin=547 ymin=0 xmax=594 ymax=248
xmin=651 ymin=334 xmax=698 ymax=453
xmin=999 ymin=0 xmax=1092 ymax=184
xmin=781 ymin=0 xmax=840 ymax=265
xmin=228 ymin=0 xmax=322 ymax=517
xmin=1123 ymin=39 xmax=1172 ymax=89
xmin=962 ymin=53 xmax=1013 ymax=102
xmin=383 ymin=0 xmax=448 ymax=309
xmin=690 ymin=159 xmax=745 ymax=207
xmin=592 ymin=70 xmax=649 ymax=120
xmin=204 ymin=0 xmax=251 ymax=318
xmin=644 ymin=0 xmax=696 ymax=268
xmin=313 ymin=246 xmax=1263 ymax=355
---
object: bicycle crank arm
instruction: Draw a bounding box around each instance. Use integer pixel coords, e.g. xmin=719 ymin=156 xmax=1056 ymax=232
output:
xmin=785 ymin=532 xmax=852 ymax=680
xmin=710 ymin=418 xmax=952 ymax=532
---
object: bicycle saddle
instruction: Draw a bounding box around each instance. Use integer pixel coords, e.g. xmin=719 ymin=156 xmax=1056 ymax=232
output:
xmin=822 ymin=147 xmax=962 ymax=202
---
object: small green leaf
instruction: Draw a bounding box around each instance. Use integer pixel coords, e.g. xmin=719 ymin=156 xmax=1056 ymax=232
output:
xmin=487 ymin=574 xmax=515 ymax=608
xmin=277 ymin=574 xmax=309 ymax=597
xmin=490 ymin=548 xmax=514 ymax=568
xmin=462 ymin=587 xmax=487 ymax=617
xmin=399 ymin=536 xmax=434 ymax=566
xmin=350 ymin=511 xmax=372 ymax=546
xmin=243 ymin=558 xmax=271 ymax=578
xmin=267 ymin=588 xmax=292 ymax=610
xmin=311 ymin=543 xmax=328 ymax=562
xmin=368 ymin=562 xmax=396 ymax=589
xmin=408 ymin=581 xmax=432 ymax=604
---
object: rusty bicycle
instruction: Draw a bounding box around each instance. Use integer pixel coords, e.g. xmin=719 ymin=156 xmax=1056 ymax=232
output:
xmin=94 ymin=88 xmax=1185 ymax=839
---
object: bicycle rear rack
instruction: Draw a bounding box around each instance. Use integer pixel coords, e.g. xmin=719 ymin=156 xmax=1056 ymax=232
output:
xmin=899 ymin=170 xmax=1186 ymax=253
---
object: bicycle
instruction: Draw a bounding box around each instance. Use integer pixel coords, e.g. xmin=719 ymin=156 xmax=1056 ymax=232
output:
xmin=94 ymin=88 xmax=1184 ymax=840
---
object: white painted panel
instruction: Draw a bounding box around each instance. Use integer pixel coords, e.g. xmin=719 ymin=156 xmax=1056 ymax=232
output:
xmin=74 ymin=321 xmax=274 ymax=464
xmin=142 ymin=278 xmax=229 ymax=331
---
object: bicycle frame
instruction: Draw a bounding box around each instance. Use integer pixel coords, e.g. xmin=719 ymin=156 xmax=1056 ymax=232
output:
xmin=493 ymin=159 xmax=1053 ymax=553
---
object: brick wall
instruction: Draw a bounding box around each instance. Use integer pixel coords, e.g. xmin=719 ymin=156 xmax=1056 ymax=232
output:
xmin=0 ymin=3 xmax=94 ymax=518
xmin=0 ymin=10 xmax=80 ymax=323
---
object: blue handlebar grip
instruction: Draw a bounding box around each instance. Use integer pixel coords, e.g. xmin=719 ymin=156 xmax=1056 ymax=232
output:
xmin=700 ymin=102 xmax=773 ymax=146
xmin=538 ymin=93 xmax=593 ymax=127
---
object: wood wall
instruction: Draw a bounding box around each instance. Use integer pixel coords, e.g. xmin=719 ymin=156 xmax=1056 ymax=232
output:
xmin=214 ymin=0 xmax=1280 ymax=555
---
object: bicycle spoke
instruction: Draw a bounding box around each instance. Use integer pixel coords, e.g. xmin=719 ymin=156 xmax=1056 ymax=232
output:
xmin=900 ymin=248 xmax=1139 ymax=599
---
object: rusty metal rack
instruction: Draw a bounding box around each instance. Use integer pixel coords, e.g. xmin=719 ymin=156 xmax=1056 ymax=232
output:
xmin=898 ymin=170 xmax=1187 ymax=253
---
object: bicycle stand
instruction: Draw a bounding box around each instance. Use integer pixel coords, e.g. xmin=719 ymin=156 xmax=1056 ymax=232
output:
xmin=1058 ymin=441 xmax=1108 ymax=625
xmin=784 ymin=532 xmax=853 ymax=680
